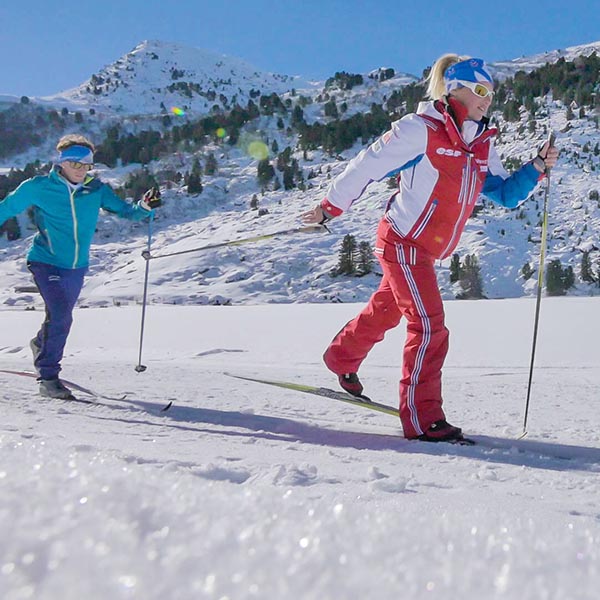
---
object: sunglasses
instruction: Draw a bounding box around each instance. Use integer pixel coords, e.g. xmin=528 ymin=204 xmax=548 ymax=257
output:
xmin=458 ymin=80 xmax=495 ymax=99
xmin=65 ymin=161 xmax=94 ymax=171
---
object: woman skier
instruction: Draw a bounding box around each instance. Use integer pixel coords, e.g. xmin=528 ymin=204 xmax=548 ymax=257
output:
xmin=302 ymin=55 xmax=559 ymax=442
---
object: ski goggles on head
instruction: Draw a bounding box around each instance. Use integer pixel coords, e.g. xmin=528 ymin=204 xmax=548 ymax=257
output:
xmin=64 ymin=161 xmax=94 ymax=171
xmin=456 ymin=80 xmax=495 ymax=99
xmin=444 ymin=58 xmax=494 ymax=94
xmin=57 ymin=144 xmax=94 ymax=165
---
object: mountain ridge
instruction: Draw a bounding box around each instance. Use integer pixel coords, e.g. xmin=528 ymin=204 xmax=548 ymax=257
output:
xmin=0 ymin=39 xmax=597 ymax=114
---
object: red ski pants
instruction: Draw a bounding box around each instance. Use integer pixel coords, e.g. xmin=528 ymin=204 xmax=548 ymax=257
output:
xmin=323 ymin=236 xmax=449 ymax=439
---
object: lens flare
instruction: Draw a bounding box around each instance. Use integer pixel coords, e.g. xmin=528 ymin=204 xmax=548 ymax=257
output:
xmin=237 ymin=132 xmax=270 ymax=160
xmin=216 ymin=127 xmax=227 ymax=138
xmin=247 ymin=140 xmax=269 ymax=160
xmin=171 ymin=107 xmax=185 ymax=116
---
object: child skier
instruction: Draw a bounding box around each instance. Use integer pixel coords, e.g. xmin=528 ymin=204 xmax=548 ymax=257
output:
xmin=0 ymin=134 xmax=162 ymax=399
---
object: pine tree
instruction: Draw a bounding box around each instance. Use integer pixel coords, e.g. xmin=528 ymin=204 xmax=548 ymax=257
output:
xmin=0 ymin=217 xmax=21 ymax=241
xmin=458 ymin=254 xmax=484 ymax=299
xmin=546 ymin=259 xmax=569 ymax=296
xmin=449 ymin=253 xmax=461 ymax=283
xmin=204 ymin=152 xmax=218 ymax=176
xmin=581 ymin=251 xmax=595 ymax=283
xmin=521 ymin=262 xmax=534 ymax=281
xmin=356 ymin=241 xmax=374 ymax=276
xmin=324 ymin=100 xmax=339 ymax=118
xmin=186 ymin=158 xmax=203 ymax=195
xmin=291 ymin=105 xmax=305 ymax=127
xmin=124 ymin=169 xmax=159 ymax=201
xmin=563 ymin=265 xmax=575 ymax=290
xmin=282 ymin=165 xmax=295 ymax=190
xmin=257 ymin=158 xmax=275 ymax=189
xmin=334 ymin=234 xmax=358 ymax=276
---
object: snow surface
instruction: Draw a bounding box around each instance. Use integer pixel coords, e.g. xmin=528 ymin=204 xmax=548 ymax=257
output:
xmin=1 ymin=297 xmax=600 ymax=599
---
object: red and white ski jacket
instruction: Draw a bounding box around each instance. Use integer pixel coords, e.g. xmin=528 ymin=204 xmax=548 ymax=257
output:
xmin=321 ymin=99 xmax=541 ymax=259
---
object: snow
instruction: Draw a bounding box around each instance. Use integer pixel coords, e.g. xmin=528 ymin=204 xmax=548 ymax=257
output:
xmin=1 ymin=297 xmax=600 ymax=599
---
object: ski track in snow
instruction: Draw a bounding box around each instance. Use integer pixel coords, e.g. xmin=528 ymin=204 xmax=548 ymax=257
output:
xmin=1 ymin=299 xmax=600 ymax=599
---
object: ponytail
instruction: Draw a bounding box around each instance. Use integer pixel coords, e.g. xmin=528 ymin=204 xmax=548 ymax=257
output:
xmin=425 ymin=53 xmax=471 ymax=100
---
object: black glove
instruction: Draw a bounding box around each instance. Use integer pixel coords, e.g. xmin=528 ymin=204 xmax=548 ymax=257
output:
xmin=140 ymin=187 xmax=162 ymax=210
xmin=318 ymin=207 xmax=333 ymax=225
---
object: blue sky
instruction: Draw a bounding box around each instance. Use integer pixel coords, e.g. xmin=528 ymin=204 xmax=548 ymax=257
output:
xmin=1 ymin=0 xmax=599 ymax=96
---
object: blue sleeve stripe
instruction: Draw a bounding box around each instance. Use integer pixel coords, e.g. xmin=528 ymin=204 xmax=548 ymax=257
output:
xmin=383 ymin=154 xmax=424 ymax=179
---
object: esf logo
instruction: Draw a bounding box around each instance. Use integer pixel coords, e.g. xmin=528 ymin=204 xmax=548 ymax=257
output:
xmin=436 ymin=148 xmax=462 ymax=157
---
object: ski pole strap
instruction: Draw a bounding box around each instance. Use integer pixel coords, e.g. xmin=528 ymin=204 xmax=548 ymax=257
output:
xmin=146 ymin=224 xmax=328 ymax=261
xmin=140 ymin=213 xmax=154 ymax=261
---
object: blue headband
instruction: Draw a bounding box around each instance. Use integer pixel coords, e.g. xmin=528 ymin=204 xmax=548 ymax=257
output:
xmin=57 ymin=144 xmax=94 ymax=164
xmin=444 ymin=58 xmax=493 ymax=92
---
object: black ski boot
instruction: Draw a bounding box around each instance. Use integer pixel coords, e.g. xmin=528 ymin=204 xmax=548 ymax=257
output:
xmin=338 ymin=373 xmax=364 ymax=397
xmin=418 ymin=420 xmax=464 ymax=443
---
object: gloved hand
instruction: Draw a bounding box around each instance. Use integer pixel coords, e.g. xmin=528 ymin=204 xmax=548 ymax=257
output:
xmin=140 ymin=187 xmax=162 ymax=210
xmin=533 ymin=140 xmax=559 ymax=174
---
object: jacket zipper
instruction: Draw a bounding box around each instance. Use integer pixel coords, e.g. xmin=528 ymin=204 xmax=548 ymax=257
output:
xmin=69 ymin=188 xmax=80 ymax=268
xmin=441 ymin=154 xmax=474 ymax=256
xmin=43 ymin=228 xmax=55 ymax=254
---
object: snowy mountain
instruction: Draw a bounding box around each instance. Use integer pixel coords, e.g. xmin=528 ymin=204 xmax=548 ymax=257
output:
xmin=32 ymin=40 xmax=417 ymax=117
xmin=490 ymin=40 xmax=600 ymax=80
xmin=0 ymin=40 xmax=599 ymax=308
xmin=42 ymin=40 xmax=317 ymax=115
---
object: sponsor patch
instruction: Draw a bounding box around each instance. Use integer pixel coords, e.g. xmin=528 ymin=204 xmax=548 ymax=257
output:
xmin=436 ymin=147 xmax=462 ymax=157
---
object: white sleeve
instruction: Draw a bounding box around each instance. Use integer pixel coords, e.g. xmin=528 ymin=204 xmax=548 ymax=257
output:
xmin=487 ymin=142 xmax=510 ymax=179
xmin=325 ymin=114 xmax=428 ymax=213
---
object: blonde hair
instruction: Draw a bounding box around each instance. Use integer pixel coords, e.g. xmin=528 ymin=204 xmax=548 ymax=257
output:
xmin=426 ymin=54 xmax=471 ymax=100
xmin=56 ymin=134 xmax=95 ymax=152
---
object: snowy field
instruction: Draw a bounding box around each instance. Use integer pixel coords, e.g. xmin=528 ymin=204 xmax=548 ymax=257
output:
xmin=1 ymin=297 xmax=599 ymax=599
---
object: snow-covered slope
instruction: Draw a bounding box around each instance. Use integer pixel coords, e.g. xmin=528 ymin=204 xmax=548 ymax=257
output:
xmin=42 ymin=40 xmax=316 ymax=115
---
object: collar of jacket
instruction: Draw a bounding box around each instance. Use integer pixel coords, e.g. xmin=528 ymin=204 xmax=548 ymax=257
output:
xmin=433 ymin=97 xmax=496 ymax=150
xmin=50 ymin=165 xmax=99 ymax=190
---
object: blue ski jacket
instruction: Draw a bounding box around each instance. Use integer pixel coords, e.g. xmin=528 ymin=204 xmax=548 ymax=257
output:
xmin=0 ymin=167 xmax=152 ymax=269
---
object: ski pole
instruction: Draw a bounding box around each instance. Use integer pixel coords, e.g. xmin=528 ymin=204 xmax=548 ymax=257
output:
xmin=135 ymin=213 xmax=154 ymax=373
xmin=146 ymin=224 xmax=328 ymax=261
xmin=521 ymin=131 xmax=556 ymax=437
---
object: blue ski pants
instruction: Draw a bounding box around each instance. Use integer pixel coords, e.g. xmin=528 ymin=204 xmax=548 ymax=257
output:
xmin=28 ymin=261 xmax=86 ymax=380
